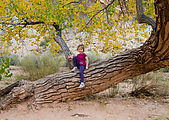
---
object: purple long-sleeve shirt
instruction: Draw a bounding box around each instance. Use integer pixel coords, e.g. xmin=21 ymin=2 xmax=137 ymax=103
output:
xmin=77 ymin=53 xmax=87 ymax=66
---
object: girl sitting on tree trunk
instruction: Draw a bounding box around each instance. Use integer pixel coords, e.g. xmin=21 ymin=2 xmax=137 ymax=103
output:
xmin=68 ymin=44 xmax=89 ymax=88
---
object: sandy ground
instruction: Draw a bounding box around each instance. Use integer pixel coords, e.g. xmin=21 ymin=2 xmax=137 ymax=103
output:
xmin=0 ymin=98 xmax=168 ymax=120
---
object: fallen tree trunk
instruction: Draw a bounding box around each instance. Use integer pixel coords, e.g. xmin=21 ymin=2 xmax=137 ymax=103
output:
xmin=0 ymin=0 xmax=168 ymax=110
xmin=0 ymin=80 xmax=21 ymax=97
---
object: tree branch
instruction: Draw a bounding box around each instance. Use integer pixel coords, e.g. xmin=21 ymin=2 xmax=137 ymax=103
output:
xmin=83 ymin=0 xmax=115 ymax=30
xmin=50 ymin=23 xmax=73 ymax=69
xmin=123 ymin=0 xmax=129 ymax=14
xmin=118 ymin=0 xmax=125 ymax=18
xmin=0 ymin=20 xmax=45 ymax=29
xmin=53 ymin=22 xmax=61 ymax=37
xmin=136 ymin=0 xmax=156 ymax=29
xmin=63 ymin=0 xmax=82 ymax=7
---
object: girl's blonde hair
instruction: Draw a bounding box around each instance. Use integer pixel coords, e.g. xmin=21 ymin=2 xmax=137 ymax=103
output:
xmin=77 ymin=44 xmax=85 ymax=51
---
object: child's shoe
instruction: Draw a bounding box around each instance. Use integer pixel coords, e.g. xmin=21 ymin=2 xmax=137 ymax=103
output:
xmin=71 ymin=67 xmax=77 ymax=72
xmin=78 ymin=82 xmax=85 ymax=88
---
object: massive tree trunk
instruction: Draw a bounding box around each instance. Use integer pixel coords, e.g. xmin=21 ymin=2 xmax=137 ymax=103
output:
xmin=0 ymin=0 xmax=168 ymax=110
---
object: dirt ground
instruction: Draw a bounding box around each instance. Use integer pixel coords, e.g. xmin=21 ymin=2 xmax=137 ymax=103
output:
xmin=0 ymin=98 xmax=168 ymax=120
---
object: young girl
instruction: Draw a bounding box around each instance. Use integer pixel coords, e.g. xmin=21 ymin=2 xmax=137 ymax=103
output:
xmin=68 ymin=44 xmax=89 ymax=88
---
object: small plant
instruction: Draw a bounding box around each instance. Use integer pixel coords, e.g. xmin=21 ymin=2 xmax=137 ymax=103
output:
xmin=15 ymin=75 xmax=28 ymax=81
xmin=160 ymin=66 xmax=169 ymax=72
xmin=10 ymin=54 xmax=19 ymax=65
xmin=152 ymin=115 xmax=168 ymax=120
xmin=0 ymin=57 xmax=13 ymax=80
xmin=152 ymin=118 xmax=163 ymax=120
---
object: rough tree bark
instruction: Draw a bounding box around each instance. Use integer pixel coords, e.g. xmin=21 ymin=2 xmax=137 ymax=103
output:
xmin=52 ymin=23 xmax=73 ymax=69
xmin=0 ymin=0 xmax=168 ymax=110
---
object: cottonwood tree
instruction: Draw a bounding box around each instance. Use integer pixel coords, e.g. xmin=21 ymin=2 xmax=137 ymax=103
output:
xmin=0 ymin=0 xmax=168 ymax=109
xmin=0 ymin=0 xmax=154 ymax=57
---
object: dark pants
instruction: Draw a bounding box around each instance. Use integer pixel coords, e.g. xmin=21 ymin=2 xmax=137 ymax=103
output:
xmin=73 ymin=56 xmax=85 ymax=83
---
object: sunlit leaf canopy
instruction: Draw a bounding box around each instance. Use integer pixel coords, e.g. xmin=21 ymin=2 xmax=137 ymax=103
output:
xmin=0 ymin=0 xmax=155 ymax=55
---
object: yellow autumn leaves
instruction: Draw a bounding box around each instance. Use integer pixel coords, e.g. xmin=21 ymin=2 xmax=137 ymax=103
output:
xmin=0 ymin=0 xmax=155 ymax=55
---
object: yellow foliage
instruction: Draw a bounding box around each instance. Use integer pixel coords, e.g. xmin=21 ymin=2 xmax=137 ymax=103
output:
xmin=0 ymin=0 xmax=154 ymax=54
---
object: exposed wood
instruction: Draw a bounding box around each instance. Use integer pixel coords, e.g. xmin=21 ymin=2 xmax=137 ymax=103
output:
xmin=0 ymin=80 xmax=20 ymax=97
xmin=0 ymin=0 xmax=169 ymax=110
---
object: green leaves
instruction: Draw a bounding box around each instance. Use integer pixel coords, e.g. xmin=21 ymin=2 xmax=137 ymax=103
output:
xmin=0 ymin=74 xmax=2 ymax=80
xmin=0 ymin=67 xmax=5 ymax=74
xmin=0 ymin=57 xmax=13 ymax=80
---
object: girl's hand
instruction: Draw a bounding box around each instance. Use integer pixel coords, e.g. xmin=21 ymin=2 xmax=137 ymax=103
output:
xmin=68 ymin=55 xmax=73 ymax=59
xmin=86 ymin=66 xmax=88 ymax=70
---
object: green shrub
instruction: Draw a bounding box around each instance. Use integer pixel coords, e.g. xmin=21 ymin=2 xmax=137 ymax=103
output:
xmin=152 ymin=115 xmax=168 ymax=120
xmin=10 ymin=54 xmax=20 ymax=65
xmin=19 ymin=53 xmax=66 ymax=81
xmin=130 ymin=71 xmax=169 ymax=97
xmin=0 ymin=57 xmax=13 ymax=80
xmin=160 ymin=66 xmax=169 ymax=72
xmin=87 ymin=51 xmax=112 ymax=64
xmin=15 ymin=74 xmax=28 ymax=81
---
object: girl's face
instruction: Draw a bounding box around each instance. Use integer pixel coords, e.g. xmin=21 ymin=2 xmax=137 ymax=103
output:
xmin=78 ymin=47 xmax=84 ymax=54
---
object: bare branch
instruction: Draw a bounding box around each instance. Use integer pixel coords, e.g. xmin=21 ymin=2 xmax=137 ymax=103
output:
xmin=0 ymin=20 xmax=45 ymax=34
xmin=20 ymin=21 xmax=45 ymax=26
xmin=0 ymin=20 xmax=44 ymax=30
